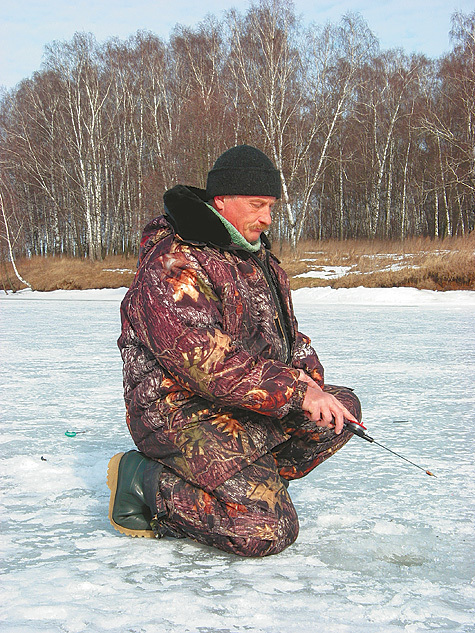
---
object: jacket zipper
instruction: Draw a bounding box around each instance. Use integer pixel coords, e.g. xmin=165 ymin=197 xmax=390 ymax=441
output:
xmin=250 ymin=252 xmax=293 ymax=365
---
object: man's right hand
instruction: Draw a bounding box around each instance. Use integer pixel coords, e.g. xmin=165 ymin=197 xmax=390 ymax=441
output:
xmin=298 ymin=370 xmax=357 ymax=435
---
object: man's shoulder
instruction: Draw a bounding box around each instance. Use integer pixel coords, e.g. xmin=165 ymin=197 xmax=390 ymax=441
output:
xmin=137 ymin=215 xmax=173 ymax=261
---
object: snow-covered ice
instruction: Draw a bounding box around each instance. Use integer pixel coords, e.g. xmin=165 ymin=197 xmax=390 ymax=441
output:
xmin=296 ymin=250 xmax=461 ymax=280
xmin=1 ymin=287 xmax=474 ymax=633
xmin=295 ymin=265 xmax=353 ymax=279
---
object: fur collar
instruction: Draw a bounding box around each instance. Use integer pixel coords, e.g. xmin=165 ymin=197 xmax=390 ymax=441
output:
xmin=163 ymin=185 xmax=232 ymax=247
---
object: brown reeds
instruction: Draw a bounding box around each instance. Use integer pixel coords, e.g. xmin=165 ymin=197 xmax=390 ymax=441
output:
xmin=1 ymin=255 xmax=136 ymax=293
xmin=281 ymin=236 xmax=475 ymax=291
xmin=1 ymin=236 xmax=474 ymax=293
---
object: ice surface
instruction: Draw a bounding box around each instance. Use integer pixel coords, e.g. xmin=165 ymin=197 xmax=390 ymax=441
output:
xmin=1 ymin=287 xmax=474 ymax=632
xmin=295 ymin=265 xmax=353 ymax=279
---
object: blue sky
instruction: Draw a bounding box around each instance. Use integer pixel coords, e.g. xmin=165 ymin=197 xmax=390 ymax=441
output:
xmin=1 ymin=0 xmax=473 ymax=90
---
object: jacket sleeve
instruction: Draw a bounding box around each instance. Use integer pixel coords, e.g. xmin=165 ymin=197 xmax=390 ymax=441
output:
xmin=122 ymin=248 xmax=307 ymax=419
xmin=291 ymin=329 xmax=325 ymax=388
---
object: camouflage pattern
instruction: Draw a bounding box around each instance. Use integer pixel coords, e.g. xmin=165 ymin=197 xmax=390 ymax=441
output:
xmin=156 ymin=453 xmax=299 ymax=557
xmin=153 ymin=386 xmax=360 ymax=557
xmin=118 ymin=185 xmax=361 ymax=555
xmin=119 ymin=186 xmax=327 ymax=490
xmin=275 ymin=385 xmax=361 ymax=480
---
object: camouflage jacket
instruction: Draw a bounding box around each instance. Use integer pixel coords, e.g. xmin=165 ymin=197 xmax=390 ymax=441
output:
xmin=118 ymin=185 xmax=325 ymax=491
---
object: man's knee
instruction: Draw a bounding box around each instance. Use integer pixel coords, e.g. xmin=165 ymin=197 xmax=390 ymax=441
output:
xmin=232 ymin=499 xmax=299 ymax=557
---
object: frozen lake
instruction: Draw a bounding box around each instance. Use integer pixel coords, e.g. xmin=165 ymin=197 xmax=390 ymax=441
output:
xmin=1 ymin=287 xmax=474 ymax=633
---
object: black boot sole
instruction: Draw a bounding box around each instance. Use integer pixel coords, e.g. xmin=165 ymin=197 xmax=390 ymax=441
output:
xmin=107 ymin=452 xmax=156 ymax=538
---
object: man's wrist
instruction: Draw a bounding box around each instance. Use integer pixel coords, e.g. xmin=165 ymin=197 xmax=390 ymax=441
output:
xmin=290 ymin=379 xmax=308 ymax=410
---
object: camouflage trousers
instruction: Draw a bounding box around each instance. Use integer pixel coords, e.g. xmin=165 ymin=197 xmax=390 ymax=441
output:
xmin=154 ymin=385 xmax=361 ymax=557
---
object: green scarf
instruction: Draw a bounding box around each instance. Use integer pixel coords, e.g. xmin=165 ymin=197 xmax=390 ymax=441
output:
xmin=206 ymin=203 xmax=261 ymax=253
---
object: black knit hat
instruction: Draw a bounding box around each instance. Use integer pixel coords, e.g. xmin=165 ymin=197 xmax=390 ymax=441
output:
xmin=206 ymin=145 xmax=281 ymax=200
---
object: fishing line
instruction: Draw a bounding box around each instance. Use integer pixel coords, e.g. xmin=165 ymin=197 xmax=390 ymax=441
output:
xmin=344 ymin=420 xmax=436 ymax=477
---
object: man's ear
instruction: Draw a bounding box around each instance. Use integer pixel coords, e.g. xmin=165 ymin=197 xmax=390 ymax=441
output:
xmin=213 ymin=196 xmax=225 ymax=211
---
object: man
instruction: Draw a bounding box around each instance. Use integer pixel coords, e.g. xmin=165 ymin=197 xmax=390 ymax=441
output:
xmin=107 ymin=145 xmax=361 ymax=557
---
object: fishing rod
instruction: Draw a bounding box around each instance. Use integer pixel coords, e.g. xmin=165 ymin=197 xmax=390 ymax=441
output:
xmin=344 ymin=420 xmax=436 ymax=477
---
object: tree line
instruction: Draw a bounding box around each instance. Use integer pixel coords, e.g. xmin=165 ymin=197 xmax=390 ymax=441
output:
xmin=1 ymin=0 xmax=474 ymax=260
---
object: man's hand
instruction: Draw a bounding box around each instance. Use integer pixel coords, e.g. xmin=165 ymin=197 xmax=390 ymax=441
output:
xmin=298 ymin=370 xmax=357 ymax=434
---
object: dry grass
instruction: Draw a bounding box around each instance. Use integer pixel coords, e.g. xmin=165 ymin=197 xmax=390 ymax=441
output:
xmin=1 ymin=235 xmax=474 ymax=293
xmin=280 ymin=236 xmax=475 ymax=291
xmin=1 ymin=255 xmax=137 ymax=293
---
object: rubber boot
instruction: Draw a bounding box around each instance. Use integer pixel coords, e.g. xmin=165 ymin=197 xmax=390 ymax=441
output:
xmin=107 ymin=450 xmax=165 ymax=538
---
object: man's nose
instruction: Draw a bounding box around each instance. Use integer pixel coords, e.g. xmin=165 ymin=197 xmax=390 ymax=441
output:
xmin=259 ymin=205 xmax=272 ymax=226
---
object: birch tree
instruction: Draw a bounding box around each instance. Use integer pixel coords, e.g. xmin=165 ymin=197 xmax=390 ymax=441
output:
xmin=227 ymin=3 xmax=376 ymax=246
xmin=1 ymin=4 xmax=474 ymax=258
xmin=0 ymin=173 xmax=31 ymax=289
xmin=44 ymin=33 xmax=113 ymax=259
xmin=357 ymin=51 xmax=423 ymax=237
xmin=170 ymin=18 xmax=234 ymax=184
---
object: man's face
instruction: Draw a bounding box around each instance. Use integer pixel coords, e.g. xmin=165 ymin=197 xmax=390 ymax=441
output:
xmin=213 ymin=195 xmax=276 ymax=243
